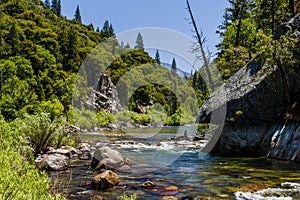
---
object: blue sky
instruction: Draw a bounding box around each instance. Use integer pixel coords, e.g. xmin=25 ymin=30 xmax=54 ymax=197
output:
xmin=61 ymin=0 xmax=229 ymax=72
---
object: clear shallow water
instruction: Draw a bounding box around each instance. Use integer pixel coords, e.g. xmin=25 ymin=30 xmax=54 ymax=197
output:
xmin=48 ymin=127 xmax=300 ymax=200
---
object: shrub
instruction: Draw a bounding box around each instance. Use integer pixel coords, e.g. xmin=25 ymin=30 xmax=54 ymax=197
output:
xmin=96 ymin=111 xmax=114 ymax=127
xmin=18 ymin=112 xmax=71 ymax=157
xmin=117 ymin=193 xmax=137 ymax=200
xmin=0 ymin=119 xmax=64 ymax=200
xmin=68 ymin=107 xmax=98 ymax=130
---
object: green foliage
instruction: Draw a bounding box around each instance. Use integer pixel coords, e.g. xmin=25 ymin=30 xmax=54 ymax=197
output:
xmin=0 ymin=119 xmax=64 ymax=200
xmin=69 ymin=107 xmax=98 ymax=130
xmin=96 ymin=111 xmax=115 ymax=127
xmin=197 ymin=123 xmax=210 ymax=133
xmin=117 ymin=193 xmax=137 ymax=200
xmin=18 ymin=112 xmax=70 ymax=156
xmin=235 ymin=110 xmax=243 ymax=116
xmin=0 ymin=0 xmax=103 ymax=121
xmin=216 ymin=0 xmax=300 ymax=80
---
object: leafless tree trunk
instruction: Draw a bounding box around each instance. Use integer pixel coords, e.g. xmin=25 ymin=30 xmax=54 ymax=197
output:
xmin=186 ymin=0 xmax=214 ymax=91
xmin=235 ymin=2 xmax=245 ymax=47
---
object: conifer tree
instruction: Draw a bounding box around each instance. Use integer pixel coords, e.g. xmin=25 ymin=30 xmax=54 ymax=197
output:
xmin=51 ymin=0 xmax=61 ymax=17
xmin=74 ymin=5 xmax=81 ymax=23
xmin=7 ymin=23 xmax=20 ymax=55
xmin=96 ymin=27 xmax=100 ymax=32
xmin=101 ymin=20 xmax=115 ymax=38
xmin=44 ymin=0 xmax=50 ymax=9
xmin=171 ymin=58 xmax=177 ymax=74
xmin=67 ymin=27 xmax=78 ymax=59
xmin=125 ymin=43 xmax=131 ymax=48
xmin=109 ymin=24 xmax=115 ymax=37
xmin=155 ymin=50 xmax=161 ymax=64
xmin=135 ymin=32 xmax=144 ymax=49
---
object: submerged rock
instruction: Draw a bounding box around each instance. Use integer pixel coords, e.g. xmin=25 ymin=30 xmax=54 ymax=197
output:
xmin=157 ymin=196 xmax=180 ymax=200
xmin=91 ymin=170 xmax=120 ymax=190
xmin=140 ymin=181 xmax=156 ymax=188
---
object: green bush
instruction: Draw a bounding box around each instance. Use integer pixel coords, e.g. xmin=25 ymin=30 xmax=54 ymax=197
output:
xmin=96 ymin=111 xmax=114 ymax=127
xmin=197 ymin=123 xmax=210 ymax=134
xmin=18 ymin=112 xmax=73 ymax=157
xmin=117 ymin=193 xmax=137 ymax=200
xmin=68 ymin=107 xmax=98 ymax=130
xmin=0 ymin=119 xmax=64 ymax=200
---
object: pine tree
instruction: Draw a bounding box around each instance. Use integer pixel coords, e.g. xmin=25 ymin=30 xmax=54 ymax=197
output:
xmin=109 ymin=24 xmax=115 ymax=37
xmin=125 ymin=43 xmax=130 ymax=48
xmin=171 ymin=58 xmax=177 ymax=74
xmin=120 ymin=41 xmax=125 ymax=48
xmin=135 ymin=32 xmax=144 ymax=49
xmin=254 ymin=0 xmax=290 ymax=36
xmin=96 ymin=27 xmax=100 ymax=32
xmin=44 ymin=0 xmax=50 ymax=9
xmin=67 ymin=26 xmax=78 ymax=59
xmin=217 ymin=0 xmax=255 ymax=39
xmin=155 ymin=50 xmax=161 ymax=64
xmin=74 ymin=5 xmax=81 ymax=23
xmin=51 ymin=0 xmax=61 ymax=17
xmin=7 ymin=23 xmax=20 ymax=56
xmin=101 ymin=20 xmax=115 ymax=38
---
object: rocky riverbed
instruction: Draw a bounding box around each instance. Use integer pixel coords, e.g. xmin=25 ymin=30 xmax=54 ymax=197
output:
xmin=35 ymin=128 xmax=300 ymax=200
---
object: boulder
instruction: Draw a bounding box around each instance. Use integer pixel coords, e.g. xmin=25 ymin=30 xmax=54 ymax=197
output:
xmin=48 ymin=148 xmax=71 ymax=158
xmin=197 ymin=14 xmax=300 ymax=159
xmin=108 ymin=123 xmax=118 ymax=130
xmin=91 ymin=170 xmax=120 ymax=190
xmin=91 ymin=146 xmax=124 ymax=170
xmin=35 ymin=154 xmax=68 ymax=171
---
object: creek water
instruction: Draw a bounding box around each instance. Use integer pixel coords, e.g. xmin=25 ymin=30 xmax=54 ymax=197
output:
xmin=48 ymin=126 xmax=300 ymax=200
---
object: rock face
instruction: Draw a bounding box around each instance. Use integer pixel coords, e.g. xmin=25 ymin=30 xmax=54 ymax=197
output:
xmin=268 ymin=123 xmax=300 ymax=162
xmin=91 ymin=170 xmax=120 ymax=190
xmin=94 ymin=73 xmax=122 ymax=114
xmin=197 ymin=14 xmax=300 ymax=160
xmin=91 ymin=146 xmax=124 ymax=170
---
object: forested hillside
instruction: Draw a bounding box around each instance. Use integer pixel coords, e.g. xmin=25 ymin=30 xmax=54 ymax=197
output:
xmin=0 ymin=0 xmax=105 ymax=121
xmin=215 ymin=0 xmax=300 ymax=80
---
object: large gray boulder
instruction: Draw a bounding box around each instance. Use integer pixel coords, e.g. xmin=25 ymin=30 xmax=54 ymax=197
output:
xmin=91 ymin=146 xmax=124 ymax=170
xmin=197 ymin=14 xmax=300 ymax=159
xmin=35 ymin=154 xmax=68 ymax=171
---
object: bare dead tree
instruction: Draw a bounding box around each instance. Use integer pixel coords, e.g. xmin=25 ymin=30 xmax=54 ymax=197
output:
xmin=235 ymin=1 xmax=245 ymax=47
xmin=186 ymin=0 xmax=214 ymax=91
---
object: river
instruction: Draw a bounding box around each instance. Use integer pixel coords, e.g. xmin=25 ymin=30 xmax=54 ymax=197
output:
xmin=48 ymin=126 xmax=300 ymax=200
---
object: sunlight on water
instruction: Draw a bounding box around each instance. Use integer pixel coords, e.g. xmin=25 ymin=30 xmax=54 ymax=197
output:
xmin=48 ymin=127 xmax=300 ymax=200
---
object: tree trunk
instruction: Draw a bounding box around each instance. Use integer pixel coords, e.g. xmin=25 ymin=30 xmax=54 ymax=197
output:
xmin=186 ymin=0 xmax=214 ymax=91
xmin=234 ymin=2 xmax=245 ymax=47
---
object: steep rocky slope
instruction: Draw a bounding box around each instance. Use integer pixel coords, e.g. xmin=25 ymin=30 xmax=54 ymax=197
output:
xmin=197 ymin=14 xmax=300 ymax=161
